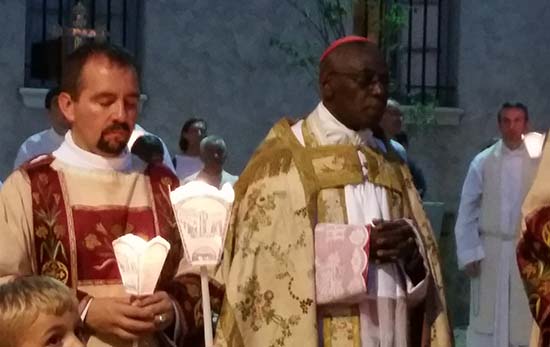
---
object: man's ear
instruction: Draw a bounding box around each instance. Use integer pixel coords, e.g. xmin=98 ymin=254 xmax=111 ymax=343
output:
xmin=57 ymin=92 xmax=76 ymax=124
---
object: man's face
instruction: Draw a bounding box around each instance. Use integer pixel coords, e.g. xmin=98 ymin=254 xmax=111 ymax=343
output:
xmin=19 ymin=311 xmax=84 ymax=347
xmin=59 ymin=55 xmax=139 ymax=157
xmin=380 ymin=106 xmax=403 ymax=138
xmin=498 ymin=107 xmax=528 ymax=149
xmin=323 ymin=46 xmax=389 ymax=131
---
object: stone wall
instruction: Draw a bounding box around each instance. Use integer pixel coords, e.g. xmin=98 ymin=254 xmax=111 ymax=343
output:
xmin=139 ymin=0 xmax=319 ymax=175
xmin=409 ymin=0 xmax=550 ymax=211
xmin=0 ymin=1 xmax=47 ymax=179
xmin=0 ymin=0 xmax=319 ymax=180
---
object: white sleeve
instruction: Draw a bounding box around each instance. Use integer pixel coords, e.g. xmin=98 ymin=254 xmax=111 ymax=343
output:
xmin=13 ymin=145 xmax=28 ymax=170
xmin=0 ymin=170 xmax=35 ymax=283
xmin=454 ymin=157 xmax=485 ymax=269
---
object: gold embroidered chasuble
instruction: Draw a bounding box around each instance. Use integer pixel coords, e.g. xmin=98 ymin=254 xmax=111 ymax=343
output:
xmin=214 ymin=118 xmax=452 ymax=347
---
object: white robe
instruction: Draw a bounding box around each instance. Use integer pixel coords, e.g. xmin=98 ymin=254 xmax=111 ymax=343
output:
xmin=14 ymin=127 xmax=64 ymax=169
xmin=173 ymin=154 xmax=204 ymax=181
xmin=455 ymin=140 xmax=537 ymax=347
xmin=182 ymin=170 xmax=238 ymax=187
xmin=292 ymin=102 xmax=429 ymax=347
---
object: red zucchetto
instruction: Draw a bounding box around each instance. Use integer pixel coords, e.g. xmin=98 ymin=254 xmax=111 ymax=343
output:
xmin=319 ymin=35 xmax=372 ymax=62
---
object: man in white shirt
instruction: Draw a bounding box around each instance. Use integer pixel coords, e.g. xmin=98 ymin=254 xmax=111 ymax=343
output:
xmin=182 ymin=135 xmax=238 ymax=188
xmin=454 ymin=102 xmax=539 ymax=347
xmin=379 ymin=98 xmax=407 ymax=161
xmin=13 ymin=87 xmax=69 ymax=169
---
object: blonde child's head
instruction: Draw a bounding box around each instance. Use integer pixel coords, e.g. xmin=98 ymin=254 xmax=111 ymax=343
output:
xmin=0 ymin=276 xmax=84 ymax=347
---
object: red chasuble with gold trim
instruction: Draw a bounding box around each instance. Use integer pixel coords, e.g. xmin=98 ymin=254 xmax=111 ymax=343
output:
xmin=23 ymin=156 xmax=223 ymax=345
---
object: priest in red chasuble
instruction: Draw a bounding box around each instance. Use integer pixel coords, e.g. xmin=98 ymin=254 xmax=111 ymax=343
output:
xmin=0 ymin=43 xmax=221 ymax=347
xmin=214 ymin=36 xmax=452 ymax=347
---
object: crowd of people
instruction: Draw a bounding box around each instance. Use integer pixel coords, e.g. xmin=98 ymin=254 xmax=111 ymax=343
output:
xmin=0 ymin=36 xmax=549 ymax=347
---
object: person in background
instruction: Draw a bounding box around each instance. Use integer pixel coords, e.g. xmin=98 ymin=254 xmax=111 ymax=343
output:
xmin=131 ymin=134 xmax=165 ymax=165
xmin=182 ymin=135 xmax=238 ymax=188
xmin=13 ymin=87 xmax=70 ymax=169
xmin=379 ymin=98 xmax=407 ymax=161
xmin=394 ymin=132 xmax=427 ymax=199
xmin=455 ymin=102 xmax=537 ymax=347
xmin=128 ymin=124 xmax=175 ymax=172
xmin=173 ymin=118 xmax=207 ymax=180
xmin=378 ymin=100 xmax=426 ymax=198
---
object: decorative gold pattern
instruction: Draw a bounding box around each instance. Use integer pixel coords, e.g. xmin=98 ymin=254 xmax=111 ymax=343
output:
xmin=236 ymin=276 xmax=301 ymax=347
xmin=216 ymin=118 xmax=452 ymax=347
xmin=41 ymin=260 xmax=69 ymax=283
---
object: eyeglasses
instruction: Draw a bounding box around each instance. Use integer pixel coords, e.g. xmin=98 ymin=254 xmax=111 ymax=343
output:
xmin=331 ymin=69 xmax=389 ymax=90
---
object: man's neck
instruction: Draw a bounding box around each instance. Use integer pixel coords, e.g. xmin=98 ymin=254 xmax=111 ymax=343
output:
xmin=198 ymin=166 xmax=223 ymax=187
xmin=53 ymin=131 xmax=132 ymax=172
xmin=503 ymin=140 xmax=522 ymax=151
xmin=202 ymin=165 xmax=222 ymax=176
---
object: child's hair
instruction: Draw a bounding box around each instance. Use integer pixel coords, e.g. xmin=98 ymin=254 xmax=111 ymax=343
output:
xmin=0 ymin=276 xmax=78 ymax=346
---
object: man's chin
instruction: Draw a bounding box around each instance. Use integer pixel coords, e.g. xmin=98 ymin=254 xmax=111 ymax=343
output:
xmin=97 ymin=140 xmax=129 ymax=156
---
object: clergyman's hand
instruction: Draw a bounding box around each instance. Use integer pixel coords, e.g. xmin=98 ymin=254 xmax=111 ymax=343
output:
xmin=464 ymin=260 xmax=481 ymax=278
xmin=369 ymin=218 xmax=416 ymax=264
xmin=85 ymin=297 xmax=156 ymax=341
xmin=132 ymin=291 xmax=175 ymax=331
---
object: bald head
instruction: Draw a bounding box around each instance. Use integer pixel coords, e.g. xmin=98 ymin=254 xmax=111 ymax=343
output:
xmin=319 ymin=41 xmax=389 ymax=131
xmin=200 ymin=135 xmax=228 ymax=167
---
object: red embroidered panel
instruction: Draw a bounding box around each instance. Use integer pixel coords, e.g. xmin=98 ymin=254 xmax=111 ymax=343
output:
xmin=27 ymin=155 xmax=73 ymax=286
xmin=73 ymin=207 xmax=158 ymax=281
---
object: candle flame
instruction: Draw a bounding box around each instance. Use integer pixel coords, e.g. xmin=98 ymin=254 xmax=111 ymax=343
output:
xmin=523 ymin=132 xmax=546 ymax=158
